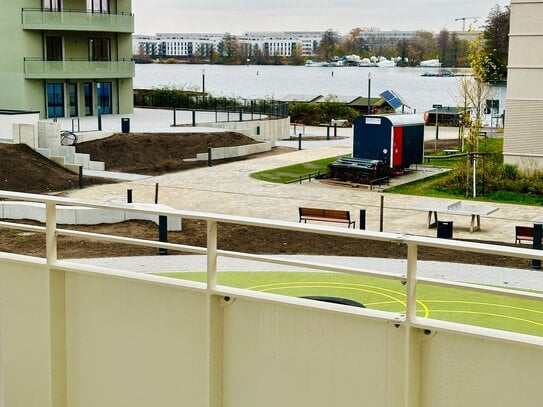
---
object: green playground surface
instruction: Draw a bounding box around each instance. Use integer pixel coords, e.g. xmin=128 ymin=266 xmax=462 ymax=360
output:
xmin=158 ymin=271 xmax=543 ymax=337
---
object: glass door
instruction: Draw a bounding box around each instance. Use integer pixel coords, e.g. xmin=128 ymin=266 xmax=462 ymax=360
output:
xmin=84 ymin=82 xmax=93 ymax=116
xmin=68 ymin=83 xmax=78 ymax=117
xmin=46 ymin=36 xmax=63 ymax=61
xmin=47 ymin=83 xmax=64 ymax=118
xmin=96 ymin=82 xmax=112 ymax=114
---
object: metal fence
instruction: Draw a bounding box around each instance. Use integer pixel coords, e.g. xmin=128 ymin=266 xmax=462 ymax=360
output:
xmin=134 ymin=92 xmax=288 ymax=122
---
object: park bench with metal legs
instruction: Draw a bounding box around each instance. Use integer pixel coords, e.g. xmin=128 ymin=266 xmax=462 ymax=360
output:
xmin=298 ymin=207 xmax=355 ymax=228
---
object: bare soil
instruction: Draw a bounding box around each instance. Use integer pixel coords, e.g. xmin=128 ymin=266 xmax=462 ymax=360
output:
xmin=75 ymin=132 xmax=267 ymax=175
xmin=0 ymin=143 xmax=108 ymax=194
xmin=1 ymin=135 xmax=525 ymax=268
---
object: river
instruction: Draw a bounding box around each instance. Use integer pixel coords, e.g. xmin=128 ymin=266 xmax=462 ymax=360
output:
xmin=134 ymin=64 xmax=506 ymax=114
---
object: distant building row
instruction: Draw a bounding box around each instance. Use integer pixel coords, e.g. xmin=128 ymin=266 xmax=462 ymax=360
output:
xmin=133 ymin=30 xmax=479 ymax=59
xmin=133 ymin=32 xmax=324 ymax=59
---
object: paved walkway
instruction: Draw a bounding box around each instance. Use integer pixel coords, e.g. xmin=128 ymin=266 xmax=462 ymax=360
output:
xmin=67 ymin=140 xmax=543 ymax=244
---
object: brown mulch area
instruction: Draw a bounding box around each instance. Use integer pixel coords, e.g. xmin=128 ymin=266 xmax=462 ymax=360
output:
xmin=0 ymin=134 xmax=525 ymax=268
xmin=75 ymin=132 xmax=267 ymax=175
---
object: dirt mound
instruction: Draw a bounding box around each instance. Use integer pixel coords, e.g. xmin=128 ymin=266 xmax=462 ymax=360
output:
xmin=75 ymin=132 xmax=259 ymax=175
xmin=0 ymin=143 xmax=107 ymax=194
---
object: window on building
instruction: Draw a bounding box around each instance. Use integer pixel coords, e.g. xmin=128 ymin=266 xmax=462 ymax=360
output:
xmin=96 ymin=82 xmax=112 ymax=114
xmin=87 ymin=0 xmax=109 ymax=13
xmin=43 ymin=0 xmax=61 ymax=11
xmin=68 ymin=83 xmax=78 ymax=117
xmin=45 ymin=36 xmax=63 ymax=61
xmin=89 ymin=38 xmax=111 ymax=61
xmin=84 ymin=82 xmax=93 ymax=116
xmin=47 ymin=83 xmax=64 ymax=118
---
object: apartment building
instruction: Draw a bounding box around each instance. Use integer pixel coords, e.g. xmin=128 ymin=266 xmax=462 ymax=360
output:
xmin=132 ymin=31 xmax=324 ymax=58
xmin=0 ymin=0 xmax=135 ymax=119
xmin=503 ymin=0 xmax=543 ymax=168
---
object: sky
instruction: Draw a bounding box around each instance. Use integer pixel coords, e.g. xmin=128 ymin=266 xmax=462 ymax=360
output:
xmin=132 ymin=0 xmax=510 ymax=35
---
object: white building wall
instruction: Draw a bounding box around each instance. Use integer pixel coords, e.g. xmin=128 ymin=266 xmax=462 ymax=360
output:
xmin=504 ymin=0 xmax=543 ymax=168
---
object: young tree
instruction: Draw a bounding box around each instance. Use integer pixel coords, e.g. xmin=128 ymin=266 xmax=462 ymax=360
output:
xmin=408 ymin=31 xmax=437 ymax=63
xmin=437 ymin=29 xmax=450 ymax=66
xmin=290 ymin=43 xmax=305 ymax=65
xmin=482 ymin=5 xmax=510 ymax=82
xmin=318 ymin=29 xmax=340 ymax=61
xmin=218 ymin=33 xmax=241 ymax=64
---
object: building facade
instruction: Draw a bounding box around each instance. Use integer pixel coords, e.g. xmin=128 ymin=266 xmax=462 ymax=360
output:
xmin=0 ymin=0 xmax=135 ymax=119
xmin=132 ymin=31 xmax=324 ymax=59
xmin=503 ymin=0 xmax=543 ymax=168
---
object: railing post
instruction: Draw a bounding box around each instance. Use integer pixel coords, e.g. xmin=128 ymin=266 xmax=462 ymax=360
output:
xmin=45 ymin=202 xmax=57 ymax=265
xmin=406 ymin=243 xmax=418 ymax=322
xmin=207 ymin=220 xmax=218 ymax=290
xmin=404 ymin=242 xmax=420 ymax=407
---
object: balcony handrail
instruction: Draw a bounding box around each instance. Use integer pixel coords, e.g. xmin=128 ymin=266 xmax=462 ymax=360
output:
xmin=22 ymin=7 xmax=133 ymax=16
xmin=1 ymin=189 xmax=542 ymax=347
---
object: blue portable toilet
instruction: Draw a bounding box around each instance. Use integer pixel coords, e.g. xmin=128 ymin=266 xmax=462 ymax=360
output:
xmin=353 ymin=114 xmax=424 ymax=172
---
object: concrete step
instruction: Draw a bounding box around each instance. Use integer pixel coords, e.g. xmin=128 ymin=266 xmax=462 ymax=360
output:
xmin=36 ymin=148 xmax=52 ymax=158
xmin=88 ymin=160 xmax=105 ymax=171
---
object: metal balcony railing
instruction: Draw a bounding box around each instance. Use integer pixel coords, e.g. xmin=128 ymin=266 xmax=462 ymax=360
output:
xmin=22 ymin=8 xmax=134 ymax=33
xmin=24 ymin=58 xmax=135 ymax=79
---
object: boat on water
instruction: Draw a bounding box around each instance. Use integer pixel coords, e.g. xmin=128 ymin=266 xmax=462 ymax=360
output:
xmin=305 ymin=60 xmax=330 ymax=67
xmin=421 ymin=70 xmax=455 ymax=77
xmin=376 ymin=59 xmax=396 ymax=68
xmin=419 ymin=59 xmax=442 ymax=67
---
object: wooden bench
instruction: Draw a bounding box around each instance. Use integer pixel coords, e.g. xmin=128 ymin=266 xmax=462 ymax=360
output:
xmin=516 ymin=226 xmax=534 ymax=244
xmin=299 ymin=207 xmax=355 ymax=228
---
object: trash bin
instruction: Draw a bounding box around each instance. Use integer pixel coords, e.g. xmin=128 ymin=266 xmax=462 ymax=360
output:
xmin=437 ymin=220 xmax=453 ymax=239
xmin=121 ymin=117 xmax=130 ymax=133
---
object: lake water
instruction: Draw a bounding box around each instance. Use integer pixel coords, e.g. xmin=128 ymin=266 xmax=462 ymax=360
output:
xmin=134 ymin=64 xmax=506 ymax=114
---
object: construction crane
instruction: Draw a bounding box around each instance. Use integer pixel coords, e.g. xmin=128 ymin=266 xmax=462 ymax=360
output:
xmin=455 ymin=16 xmax=480 ymax=31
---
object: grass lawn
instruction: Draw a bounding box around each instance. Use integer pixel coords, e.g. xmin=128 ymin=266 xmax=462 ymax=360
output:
xmin=250 ymin=156 xmax=345 ymax=183
xmin=158 ymin=271 xmax=543 ymax=337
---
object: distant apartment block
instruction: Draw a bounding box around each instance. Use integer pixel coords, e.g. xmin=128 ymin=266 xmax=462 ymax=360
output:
xmin=133 ymin=31 xmax=324 ymax=58
xmin=359 ymin=29 xmax=480 ymax=52
xmin=504 ymin=0 xmax=543 ymax=168
xmin=0 ymin=0 xmax=135 ymax=119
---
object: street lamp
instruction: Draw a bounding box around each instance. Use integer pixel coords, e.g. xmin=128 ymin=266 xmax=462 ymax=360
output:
xmin=367 ymin=72 xmax=372 ymax=114
xmin=432 ymin=104 xmax=442 ymax=140
xmin=202 ymin=69 xmax=206 ymax=102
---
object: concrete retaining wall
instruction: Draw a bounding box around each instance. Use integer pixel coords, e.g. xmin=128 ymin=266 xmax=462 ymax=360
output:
xmin=0 ymin=111 xmax=39 ymax=140
xmin=197 ymin=117 xmax=290 ymax=141
xmin=0 ymin=202 xmax=182 ymax=231
xmin=195 ymin=142 xmax=272 ymax=161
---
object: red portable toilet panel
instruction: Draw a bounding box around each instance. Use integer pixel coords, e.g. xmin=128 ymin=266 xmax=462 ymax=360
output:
xmin=392 ymin=126 xmax=403 ymax=168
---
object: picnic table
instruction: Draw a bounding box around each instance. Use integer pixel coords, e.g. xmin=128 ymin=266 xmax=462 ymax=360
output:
xmin=414 ymin=201 xmax=498 ymax=233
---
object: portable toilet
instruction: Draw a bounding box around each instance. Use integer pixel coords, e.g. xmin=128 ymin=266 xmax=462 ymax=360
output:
xmin=352 ymin=114 xmax=424 ymax=172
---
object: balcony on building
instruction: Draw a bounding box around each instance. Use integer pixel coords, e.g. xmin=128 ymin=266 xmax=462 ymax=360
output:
xmin=22 ymin=8 xmax=134 ymax=33
xmin=24 ymin=58 xmax=135 ymax=79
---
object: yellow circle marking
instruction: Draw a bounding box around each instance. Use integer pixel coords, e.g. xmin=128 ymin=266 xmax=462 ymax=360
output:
xmin=247 ymin=281 xmax=431 ymax=317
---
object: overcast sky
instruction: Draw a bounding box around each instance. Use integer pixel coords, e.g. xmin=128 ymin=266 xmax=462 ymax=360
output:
xmin=132 ymin=0 xmax=510 ymax=35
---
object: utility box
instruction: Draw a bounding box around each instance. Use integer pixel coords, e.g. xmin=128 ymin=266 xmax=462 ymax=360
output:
xmin=353 ymin=114 xmax=424 ymax=173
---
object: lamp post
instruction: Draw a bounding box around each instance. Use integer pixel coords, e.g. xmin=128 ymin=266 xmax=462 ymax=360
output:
xmin=367 ymin=72 xmax=372 ymax=114
xmin=202 ymin=69 xmax=206 ymax=102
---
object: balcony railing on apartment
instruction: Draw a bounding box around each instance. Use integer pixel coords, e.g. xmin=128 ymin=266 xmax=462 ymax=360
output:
xmin=22 ymin=8 xmax=134 ymax=33
xmin=0 ymin=190 xmax=542 ymax=345
xmin=24 ymin=58 xmax=135 ymax=79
